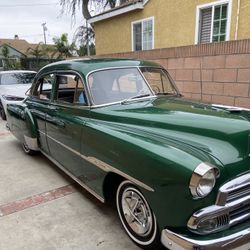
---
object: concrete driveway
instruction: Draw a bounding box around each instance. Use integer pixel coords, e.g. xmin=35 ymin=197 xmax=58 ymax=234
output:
xmin=0 ymin=119 xmax=140 ymax=250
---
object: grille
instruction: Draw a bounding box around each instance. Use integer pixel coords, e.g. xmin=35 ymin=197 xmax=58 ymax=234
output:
xmin=217 ymin=172 xmax=250 ymax=227
xmin=216 ymin=173 xmax=250 ymax=206
xmin=227 ymin=183 xmax=250 ymax=202
xmin=216 ymin=214 xmax=230 ymax=227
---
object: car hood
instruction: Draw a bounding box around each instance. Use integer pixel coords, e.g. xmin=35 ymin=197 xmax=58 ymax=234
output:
xmin=92 ymin=97 xmax=250 ymax=172
xmin=0 ymin=84 xmax=31 ymax=98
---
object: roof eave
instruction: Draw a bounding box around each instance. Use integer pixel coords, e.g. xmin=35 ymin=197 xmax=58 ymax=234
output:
xmin=88 ymin=2 xmax=144 ymax=24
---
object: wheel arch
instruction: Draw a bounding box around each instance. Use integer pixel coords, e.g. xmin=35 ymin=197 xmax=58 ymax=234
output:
xmin=102 ymin=172 xmax=125 ymax=203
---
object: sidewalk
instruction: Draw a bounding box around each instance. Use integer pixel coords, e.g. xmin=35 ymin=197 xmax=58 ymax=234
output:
xmin=0 ymin=120 xmax=139 ymax=250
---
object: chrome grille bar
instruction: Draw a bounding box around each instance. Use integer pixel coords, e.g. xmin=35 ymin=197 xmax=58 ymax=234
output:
xmin=216 ymin=172 xmax=250 ymax=206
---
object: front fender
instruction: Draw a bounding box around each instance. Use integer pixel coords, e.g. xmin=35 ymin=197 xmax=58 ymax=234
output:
xmin=83 ymin=120 xmax=224 ymax=230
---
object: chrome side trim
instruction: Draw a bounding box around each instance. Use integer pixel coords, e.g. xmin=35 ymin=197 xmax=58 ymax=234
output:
xmin=40 ymin=150 xmax=105 ymax=203
xmin=38 ymin=130 xmax=46 ymax=136
xmin=46 ymin=134 xmax=154 ymax=192
xmin=212 ymin=104 xmax=250 ymax=112
xmin=161 ymin=228 xmax=250 ymax=250
xmin=24 ymin=135 xmax=39 ymax=151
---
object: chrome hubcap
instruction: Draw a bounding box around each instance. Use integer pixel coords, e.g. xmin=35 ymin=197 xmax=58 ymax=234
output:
xmin=121 ymin=188 xmax=153 ymax=236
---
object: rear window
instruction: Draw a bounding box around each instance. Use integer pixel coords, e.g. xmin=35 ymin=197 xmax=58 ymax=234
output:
xmin=0 ymin=72 xmax=36 ymax=85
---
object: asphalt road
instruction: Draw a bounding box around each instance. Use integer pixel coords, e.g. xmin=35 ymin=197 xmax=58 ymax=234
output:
xmin=0 ymin=119 xmax=140 ymax=250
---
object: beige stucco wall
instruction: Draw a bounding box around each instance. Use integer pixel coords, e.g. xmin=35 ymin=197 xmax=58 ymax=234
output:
xmin=94 ymin=0 xmax=250 ymax=55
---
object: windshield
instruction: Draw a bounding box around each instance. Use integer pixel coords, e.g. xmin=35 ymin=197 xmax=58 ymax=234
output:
xmin=0 ymin=72 xmax=36 ymax=85
xmin=140 ymin=67 xmax=179 ymax=95
xmin=88 ymin=68 xmax=153 ymax=105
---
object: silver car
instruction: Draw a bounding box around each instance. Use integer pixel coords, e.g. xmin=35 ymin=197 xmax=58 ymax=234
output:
xmin=0 ymin=70 xmax=36 ymax=120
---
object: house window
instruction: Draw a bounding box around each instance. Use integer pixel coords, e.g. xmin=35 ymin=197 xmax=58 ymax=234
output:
xmin=196 ymin=1 xmax=231 ymax=44
xmin=132 ymin=17 xmax=154 ymax=51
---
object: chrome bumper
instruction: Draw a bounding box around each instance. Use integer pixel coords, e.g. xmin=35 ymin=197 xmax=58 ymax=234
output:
xmin=161 ymin=228 xmax=250 ymax=250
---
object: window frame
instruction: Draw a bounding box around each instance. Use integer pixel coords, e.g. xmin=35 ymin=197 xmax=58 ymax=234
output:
xmin=131 ymin=16 xmax=154 ymax=51
xmin=194 ymin=0 xmax=232 ymax=44
xmin=53 ymin=71 xmax=90 ymax=107
xmin=29 ymin=72 xmax=55 ymax=103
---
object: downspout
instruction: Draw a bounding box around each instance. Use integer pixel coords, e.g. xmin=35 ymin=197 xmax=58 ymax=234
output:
xmin=234 ymin=0 xmax=241 ymax=40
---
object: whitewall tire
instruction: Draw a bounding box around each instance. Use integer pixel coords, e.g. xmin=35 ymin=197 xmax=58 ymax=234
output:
xmin=116 ymin=180 xmax=161 ymax=249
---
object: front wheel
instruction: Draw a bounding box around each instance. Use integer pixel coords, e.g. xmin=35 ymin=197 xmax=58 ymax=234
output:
xmin=116 ymin=180 xmax=161 ymax=249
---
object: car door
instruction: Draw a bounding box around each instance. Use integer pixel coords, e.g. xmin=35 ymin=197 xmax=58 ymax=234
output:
xmin=46 ymin=72 xmax=90 ymax=176
xmin=26 ymin=73 xmax=54 ymax=154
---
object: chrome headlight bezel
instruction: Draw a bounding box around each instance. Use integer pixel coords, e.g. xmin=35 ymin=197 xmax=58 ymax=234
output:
xmin=189 ymin=162 xmax=220 ymax=199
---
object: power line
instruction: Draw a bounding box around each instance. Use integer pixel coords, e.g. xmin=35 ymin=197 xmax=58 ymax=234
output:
xmin=0 ymin=3 xmax=58 ymax=7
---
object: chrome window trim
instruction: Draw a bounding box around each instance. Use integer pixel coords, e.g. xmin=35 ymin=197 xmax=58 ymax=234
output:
xmin=53 ymin=70 xmax=92 ymax=107
xmin=85 ymin=66 xmax=158 ymax=108
xmin=29 ymin=70 xmax=55 ymax=103
xmin=46 ymin=133 xmax=154 ymax=192
xmin=31 ymin=70 xmax=92 ymax=107
xmin=140 ymin=66 xmax=181 ymax=96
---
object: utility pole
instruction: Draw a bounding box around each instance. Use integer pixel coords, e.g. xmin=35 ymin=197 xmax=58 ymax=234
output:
xmin=41 ymin=22 xmax=47 ymax=44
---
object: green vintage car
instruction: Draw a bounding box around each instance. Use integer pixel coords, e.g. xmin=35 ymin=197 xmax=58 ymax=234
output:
xmin=6 ymin=59 xmax=250 ymax=250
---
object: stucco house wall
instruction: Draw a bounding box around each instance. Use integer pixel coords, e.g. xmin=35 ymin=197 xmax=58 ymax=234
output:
xmin=93 ymin=0 xmax=250 ymax=55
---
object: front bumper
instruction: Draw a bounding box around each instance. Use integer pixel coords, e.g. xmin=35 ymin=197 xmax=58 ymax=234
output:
xmin=161 ymin=228 xmax=250 ymax=250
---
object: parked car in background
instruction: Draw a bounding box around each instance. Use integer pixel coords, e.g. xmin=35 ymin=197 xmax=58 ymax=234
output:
xmin=0 ymin=70 xmax=36 ymax=120
xmin=6 ymin=59 xmax=250 ymax=249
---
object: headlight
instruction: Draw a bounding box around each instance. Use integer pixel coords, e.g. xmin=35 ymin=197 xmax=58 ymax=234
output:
xmin=2 ymin=95 xmax=25 ymax=101
xmin=189 ymin=162 xmax=220 ymax=199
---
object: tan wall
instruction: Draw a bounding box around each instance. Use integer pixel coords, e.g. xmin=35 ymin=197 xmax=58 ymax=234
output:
xmin=97 ymin=39 xmax=250 ymax=108
xmin=95 ymin=0 xmax=250 ymax=55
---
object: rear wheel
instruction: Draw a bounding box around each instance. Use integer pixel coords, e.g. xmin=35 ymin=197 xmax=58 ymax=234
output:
xmin=22 ymin=142 xmax=36 ymax=155
xmin=116 ymin=180 xmax=161 ymax=249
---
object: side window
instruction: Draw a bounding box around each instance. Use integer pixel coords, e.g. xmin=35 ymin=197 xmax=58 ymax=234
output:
xmin=55 ymin=74 xmax=87 ymax=105
xmin=32 ymin=73 xmax=54 ymax=100
xmin=141 ymin=68 xmax=177 ymax=95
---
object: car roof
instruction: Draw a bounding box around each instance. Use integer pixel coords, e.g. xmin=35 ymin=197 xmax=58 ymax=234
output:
xmin=0 ymin=70 xmax=36 ymax=74
xmin=38 ymin=58 xmax=161 ymax=78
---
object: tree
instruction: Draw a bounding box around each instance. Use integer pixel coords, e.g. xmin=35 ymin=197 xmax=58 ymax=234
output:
xmin=26 ymin=43 xmax=48 ymax=68
xmin=59 ymin=0 xmax=117 ymax=56
xmin=1 ymin=45 xmax=21 ymax=70
xmin=52 ymin=33 xmax=77 ymax=58
xmin=74 ymin=24 xmax=95 ymax=55
xmin=60 ymin=0 xmax=117 ymax=21
xmin=77 ymin=43 xmax=96 ymax=56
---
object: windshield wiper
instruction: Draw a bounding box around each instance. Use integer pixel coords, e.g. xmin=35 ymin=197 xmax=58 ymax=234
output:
xmin=121 ymin=94 xmax=151 ymax=104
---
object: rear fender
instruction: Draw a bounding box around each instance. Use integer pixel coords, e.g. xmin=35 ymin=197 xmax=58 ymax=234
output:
xmin=7 ymin=103 xmax=39 ymax=151
xmin=23 ymin=107 xmax=39 ymax=151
